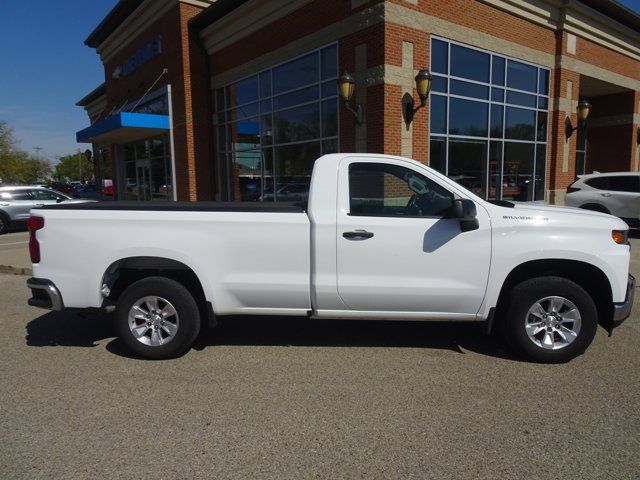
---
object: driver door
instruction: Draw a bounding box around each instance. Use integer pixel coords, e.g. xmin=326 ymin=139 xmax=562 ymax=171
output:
xmin=336 ymin=157 xmax=491 ymax=315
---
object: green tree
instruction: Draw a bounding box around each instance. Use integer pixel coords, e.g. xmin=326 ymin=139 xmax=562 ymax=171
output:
xmin=54 ymin=151 xmax=94 ymax=183
xmin=0 ymin=121 xmax=51 ymax=184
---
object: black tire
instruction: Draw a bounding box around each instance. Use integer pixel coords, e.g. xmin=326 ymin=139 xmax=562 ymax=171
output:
xmin=0 ymin=212 xmax=9 ymax=235
xmin=115 ymin=277 xmax=201 ymax=359
xmin=580 ymin=203 xmax=609 ymax=214
xmin=502 ymin=276 xmax=598 ymax=363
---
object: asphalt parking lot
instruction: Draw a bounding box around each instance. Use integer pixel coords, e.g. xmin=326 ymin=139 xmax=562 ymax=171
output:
xmin=1 ymin=243 xmax=639 ymax=479
xmin=0 ymin=231 xmax=29 ymax=273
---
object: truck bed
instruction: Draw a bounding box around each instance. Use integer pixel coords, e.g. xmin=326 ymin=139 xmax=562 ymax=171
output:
xmin=38 ymin=201 xmax=306 ymax=213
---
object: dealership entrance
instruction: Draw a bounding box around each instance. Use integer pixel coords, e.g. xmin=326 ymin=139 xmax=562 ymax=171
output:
xmin=123 ymin=135 xmax=173 ymax=201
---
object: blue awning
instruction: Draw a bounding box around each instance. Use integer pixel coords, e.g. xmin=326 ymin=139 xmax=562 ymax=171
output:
xmin=76 ymin=112 xmax=169 ymax=144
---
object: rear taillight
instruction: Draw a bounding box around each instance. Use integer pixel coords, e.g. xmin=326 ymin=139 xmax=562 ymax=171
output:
xmin=27 ymin=216 xmax=44 ymax=263
xmin=566 ymin=185 xmax=581 ymax=194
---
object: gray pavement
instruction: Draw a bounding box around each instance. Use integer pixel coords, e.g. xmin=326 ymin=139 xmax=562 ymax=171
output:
xmin=0 ymin=231 xmax=30 ymax=273
xmin=0 ymin=239 xmax=639 ymax=479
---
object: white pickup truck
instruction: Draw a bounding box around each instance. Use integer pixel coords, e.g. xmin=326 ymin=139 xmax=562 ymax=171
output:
xmin=26 ymin=154 xmax=634 ymax=362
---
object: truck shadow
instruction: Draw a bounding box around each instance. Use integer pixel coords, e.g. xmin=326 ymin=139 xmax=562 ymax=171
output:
xmin=25 ymin=310 xmax=115 ymax=348
xmin=25 ymin=311 xmax=518 ymax=361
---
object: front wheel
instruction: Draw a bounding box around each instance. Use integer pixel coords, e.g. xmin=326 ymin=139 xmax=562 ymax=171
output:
xmin=502 ymin=276 xmax=598 ymax=363
xmin=115 ymin=277 xmax=201 ymax=359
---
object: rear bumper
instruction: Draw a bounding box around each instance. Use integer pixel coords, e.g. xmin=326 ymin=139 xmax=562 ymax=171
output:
xmin=27 ymin=278 xmax=64 ymax=311
xmin=612 ymin=274 xmax=635 ymax=327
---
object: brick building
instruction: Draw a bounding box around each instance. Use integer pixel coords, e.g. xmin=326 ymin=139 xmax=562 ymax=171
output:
xmin=76 ymin=0 xmax=640 ymax=205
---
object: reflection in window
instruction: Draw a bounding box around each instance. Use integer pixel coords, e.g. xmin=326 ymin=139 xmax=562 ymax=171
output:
xmin=489 ymin=141 xmax=503 ymax=200
xmin=429 ymin=37 xmax=548 ymax=201
xmin=451 ymin=79 xmax=489 ymax=99
xmin=448 ymin=139 xmax=488 ymax=198
xmin=535 ymin=145 xmax=546 ymax=201
xmin=432 ymin=39 xmax=448 ymax=74
xmin=349 ymin=162 xmax=453 ymax=217
xmin=502 ymin=142 xmax=534 ymax=201
xmin=505 ymin=107 xmax=535 ymax=141
xmin=430 ymin=138 xmax=446 ymax=174
xmin=123 ymin=135 xmax=172 ymax=201
xmin=507 ymin=60 xmax=537 ymax=92
xmin=216 ymin=45 xmax=338 ymax=201
xmin=451 ymin=44 xmax=489 ymax=83
xmin=430 ymin=95 xmax=447 ymax=134
xmin=449 ymin=98 xmax=488 ymax=137
xmin=273 ymin=52 xmax=319 ymax=94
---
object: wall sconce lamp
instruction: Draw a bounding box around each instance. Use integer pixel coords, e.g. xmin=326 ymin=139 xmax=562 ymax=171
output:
xmin=566 ymin=99 xmax=591 ymax=138
xmin=338 ymin=71 xmax=363 ymax=125
xmin=405 ymin=69 xmax=432 ymax=124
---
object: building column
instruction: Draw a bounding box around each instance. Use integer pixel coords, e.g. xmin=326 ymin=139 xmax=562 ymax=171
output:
xmin=548 ymin=67 xmax=580 ymax=205
xmin=354 ymin=44 xmax=367 ymax=153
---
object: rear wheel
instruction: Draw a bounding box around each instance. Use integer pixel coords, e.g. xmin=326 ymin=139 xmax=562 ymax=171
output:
xmin=502 ymin=276 xmax=598 ymax=363
xmin=115 ymin=277 xmax=201 ymax=359
xmin=0 ymin=213 xmax=9 ymax=235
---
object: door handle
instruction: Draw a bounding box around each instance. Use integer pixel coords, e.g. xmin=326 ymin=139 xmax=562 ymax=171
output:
xmin=34 ymin=203 xmax=45 ymax=206
xmin=601 ymin=193 xmax=612 ymax=197
xmin=343 ymin=230 xmax=374 ymax=239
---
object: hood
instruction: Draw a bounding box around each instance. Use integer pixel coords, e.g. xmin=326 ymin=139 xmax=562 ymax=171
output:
xmin=486 ymin=201 xmax=629 ymax=229
xmin=509 ymin=202 xmax=612 ymax=219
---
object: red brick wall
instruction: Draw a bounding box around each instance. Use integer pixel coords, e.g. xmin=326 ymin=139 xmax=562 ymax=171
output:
xmin=209 ymin=0 xmax=373 ymax=76
xmin=388 ymin=0 xmax=556 ymax=56
xmin=572 ymin=36 xmax=640 ymax=79
xmin=586 ymin=91 xmax=636 ymax=172
xmin=101 ymin=2 xmax=208 ymax=201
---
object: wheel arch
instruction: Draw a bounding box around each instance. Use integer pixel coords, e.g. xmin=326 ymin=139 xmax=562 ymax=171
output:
xmin=492 ymin=259 xmax=613 ymax=331
xmin=101 ymin=256 xmax=209 ymax=318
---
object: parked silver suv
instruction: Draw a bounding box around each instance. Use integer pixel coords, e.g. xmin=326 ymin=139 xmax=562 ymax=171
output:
xmin=0 ymin=186 xmax=93 ymax=234
xmin=565 ymin=172 xmax=640 ymax=228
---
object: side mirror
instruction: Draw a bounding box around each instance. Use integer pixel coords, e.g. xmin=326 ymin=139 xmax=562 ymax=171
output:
xmin=450 ymin=199 xmax=479 ymax=232
xmin=450 ymin=199 xmax=476 ymax=219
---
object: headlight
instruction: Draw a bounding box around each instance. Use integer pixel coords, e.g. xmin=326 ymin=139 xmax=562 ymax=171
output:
xmin=612 ymin=230 xmax=629 ymax=245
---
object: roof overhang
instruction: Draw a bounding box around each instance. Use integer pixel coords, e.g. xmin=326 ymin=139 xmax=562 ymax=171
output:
xmin=76 ymin=112 xmax=169 ymax=144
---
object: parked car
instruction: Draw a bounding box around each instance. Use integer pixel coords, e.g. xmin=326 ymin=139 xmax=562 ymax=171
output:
xmin=0 ymin=186 xmax=93 ymax=234
xmin=261 ymin=182 xmax=310 ymax=202
xmin=26 ymin=154 xmax=633 ymax=362
xmin=74 ymin=184 xmax=100 ymax=200
xmin=47 ymin=182 xmax=74 ymax=195
xmin=565 ymin=172 xmax=640 ymax=227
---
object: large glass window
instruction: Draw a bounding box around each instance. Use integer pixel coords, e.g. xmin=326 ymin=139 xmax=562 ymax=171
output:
xmin=429 ymin=37 xmax=549 ymax=202
xmin=215 ymin=44 xmax=338 ymax=201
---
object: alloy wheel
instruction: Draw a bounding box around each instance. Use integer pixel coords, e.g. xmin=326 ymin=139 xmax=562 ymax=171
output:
xmin=128 ymin=295 xmax=180 ymax=347
xmin=525 ymin=296 xmax=582 ymax=350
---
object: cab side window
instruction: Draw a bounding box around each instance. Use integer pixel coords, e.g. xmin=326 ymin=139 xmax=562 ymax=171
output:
xmin=349 ymin=162 xmax=454 ymax=217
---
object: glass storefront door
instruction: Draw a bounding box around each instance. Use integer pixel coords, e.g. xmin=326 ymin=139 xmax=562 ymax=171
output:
xmin=136 ymin=160 xmax=151 ymax=201
xmin=124 ymin=135 xmax=172 ymax=201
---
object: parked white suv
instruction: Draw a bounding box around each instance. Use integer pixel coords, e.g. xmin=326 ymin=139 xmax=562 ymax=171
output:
xmin=565 ymin=172 xmax=640 ymax=228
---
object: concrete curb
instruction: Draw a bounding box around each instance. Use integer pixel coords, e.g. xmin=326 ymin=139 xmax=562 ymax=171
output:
xmin=0 ymin=265 xmax=32 ymax=276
